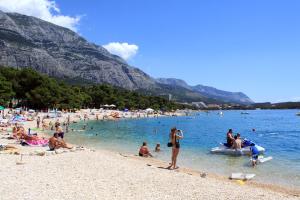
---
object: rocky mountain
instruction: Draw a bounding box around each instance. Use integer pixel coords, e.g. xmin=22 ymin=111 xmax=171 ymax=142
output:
xmin=0 ymin=10 xmax=252 ymax=104
xmin=156 ymin=78 xmax=253 ymax=104
xmin=0 ymin=10 xmax=156 ymax=90
xmin=192 ymin=85 xmax=253 ymax=104
xmin=156 ymin=78 xmax=192 ymax=90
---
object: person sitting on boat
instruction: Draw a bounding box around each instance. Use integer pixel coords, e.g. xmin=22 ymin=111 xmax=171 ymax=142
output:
xmin=226 ymin=129 xmax=234 ymax=147
xmin=139 ymin=142 xmax=153 ymax=157
xmin=232 ymin=133 xmax=242 ymax=150
xmin=250 ymin=143 xmax=259 ymax=167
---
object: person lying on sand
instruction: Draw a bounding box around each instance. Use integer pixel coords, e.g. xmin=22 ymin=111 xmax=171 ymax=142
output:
xmin=0 ymin=144 xmax=17 ymax=151
xmin=14 ymin=127 xmax=40 ymax=141
xmin=139 ymin=142 xmax=153 ymax=157
xmin=49 ymin=133 xmax=72 ymax=151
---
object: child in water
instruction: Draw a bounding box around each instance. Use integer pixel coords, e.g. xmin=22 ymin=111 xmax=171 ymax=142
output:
xmin=155 ymin=143 xmax=161 ymax=152
xmin=250 ymin=143 xmax=259 ymax=167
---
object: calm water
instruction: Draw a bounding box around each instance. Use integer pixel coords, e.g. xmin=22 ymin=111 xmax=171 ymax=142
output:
xmin=65 ymin=110 xmax=300 ymax=188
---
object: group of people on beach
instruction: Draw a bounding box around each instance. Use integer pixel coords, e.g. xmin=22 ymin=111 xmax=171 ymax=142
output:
xmin=139 ymin=127 xmax=183 ymax=170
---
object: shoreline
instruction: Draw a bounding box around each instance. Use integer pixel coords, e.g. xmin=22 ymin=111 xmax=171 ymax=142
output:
xmin=1 ymin=109 xmax=299 ymax=199
xmin=0 ymin=147 xmax=299 ymax=199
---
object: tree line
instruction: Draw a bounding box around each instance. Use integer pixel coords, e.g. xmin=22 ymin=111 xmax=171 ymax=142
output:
xmin=0 ymin=67 xmax=192 ymax=111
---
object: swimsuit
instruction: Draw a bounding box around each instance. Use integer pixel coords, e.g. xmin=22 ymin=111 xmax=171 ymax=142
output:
xmin=250 ymin=146 xmax=259 ymax=159
xmin=175 ymin=137 xmax=180 ymax=149
xmin=58 ymin=132 xmax=64 ymax=138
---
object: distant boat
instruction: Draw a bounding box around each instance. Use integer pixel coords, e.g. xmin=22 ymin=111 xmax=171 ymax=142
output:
xmin=241 ymin=112 xmax=250 ymax=115
xmin=296 ymin=112 xmax=300 ymax=116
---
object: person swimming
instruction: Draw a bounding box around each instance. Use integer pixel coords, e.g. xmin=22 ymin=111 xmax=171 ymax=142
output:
xmin=155 ymin=143 xmax=161 ymax=152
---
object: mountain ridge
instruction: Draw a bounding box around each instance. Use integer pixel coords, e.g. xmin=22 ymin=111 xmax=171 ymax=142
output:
xmin=156 ymin=78 xmax=253 ymax=104
xmin=0 ymin=10 xmax=252 ymax=104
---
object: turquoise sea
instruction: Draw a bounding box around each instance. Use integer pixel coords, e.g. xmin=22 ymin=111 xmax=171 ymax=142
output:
xmin=65 ymin=110 xmax=300 ymax=189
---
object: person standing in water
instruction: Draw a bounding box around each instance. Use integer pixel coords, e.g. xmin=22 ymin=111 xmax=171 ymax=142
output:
xmin=250 ymin=143 xmax=259 ymax=167
xmin=168 ymin=127 xmax=183 ymax=170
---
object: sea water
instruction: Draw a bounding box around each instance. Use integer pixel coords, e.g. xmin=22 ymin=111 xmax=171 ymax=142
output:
xmin=65 ymin=109 xmax=300 ymax=188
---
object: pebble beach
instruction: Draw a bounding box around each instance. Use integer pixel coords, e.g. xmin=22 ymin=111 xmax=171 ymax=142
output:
xmin=0 ymin=109 xmax=299 ymax=200
xmin=0 ymin=149 xmax=299 ymax=200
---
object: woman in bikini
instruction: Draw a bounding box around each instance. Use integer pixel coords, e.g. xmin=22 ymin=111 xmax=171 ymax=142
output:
xmin=168 ymin=127 xmax=183 ymax=170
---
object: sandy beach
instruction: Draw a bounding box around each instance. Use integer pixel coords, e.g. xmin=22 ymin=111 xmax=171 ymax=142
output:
xmin=0 ymin=110 xmax=299 ymax=200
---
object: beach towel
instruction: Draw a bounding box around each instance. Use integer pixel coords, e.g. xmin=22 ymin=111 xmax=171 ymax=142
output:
xmin=23 ymin=139 xmax=49 ymax=147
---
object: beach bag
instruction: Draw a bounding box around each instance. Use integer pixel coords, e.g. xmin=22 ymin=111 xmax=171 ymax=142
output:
xmin=167 ymin=142 xmax=173 ymax=147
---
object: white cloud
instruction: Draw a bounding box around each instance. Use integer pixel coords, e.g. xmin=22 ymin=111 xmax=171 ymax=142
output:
xmin=0 ymin=0 xmax=80 ymax=31
xmin=290 ymin=97 xmax=300 ymax=102
xmin=103 ymin=42 xmax=139 ymax=60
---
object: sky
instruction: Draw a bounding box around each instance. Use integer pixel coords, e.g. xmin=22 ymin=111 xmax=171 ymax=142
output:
xmin=0 ymin=0 xmax=299 ymax=103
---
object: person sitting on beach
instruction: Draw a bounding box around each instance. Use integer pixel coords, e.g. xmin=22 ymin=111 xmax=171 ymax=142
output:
xmin=12 ymin=126 xmax=18 ymax=137
xmin=226 ymin=129 xmax=234 ymax=147
xmin=49 ymin=133 xmax=72 ymax=151
xmin=155 ymin=143 xmax=161 ymax=152
xmin=232 ymin=133 xmax=242 ymax=150
xmin=55 ymin=125 xmax=64 ymax=139
xmin=250 ymin=143 xmax=259 ymax=167
xmin=139 ymin=142 xmax=153 ymax=157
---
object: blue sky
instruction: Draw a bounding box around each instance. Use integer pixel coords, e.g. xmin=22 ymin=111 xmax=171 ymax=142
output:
xmin=2 ymin=0 xmax=300 ymax=102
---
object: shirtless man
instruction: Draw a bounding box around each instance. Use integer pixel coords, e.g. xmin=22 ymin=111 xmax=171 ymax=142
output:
xmin=49 ymin=133 xmax=72 ymax=151
xmin=232 ymin=133 xmax=242 ymax=150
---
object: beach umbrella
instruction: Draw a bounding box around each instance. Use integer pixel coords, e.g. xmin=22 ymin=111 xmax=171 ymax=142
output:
xmin=145 ymin=108 xmax=154 ymax=112
xmin=0 ymin=106 xmax=4 ymax=110
xmin=110 ymin=104 xmax=116 ymax=107
xmin=104 ymin=104 xmax=109 ymax=107
xmin=28 ymin=109 xmax=35 ymax=113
